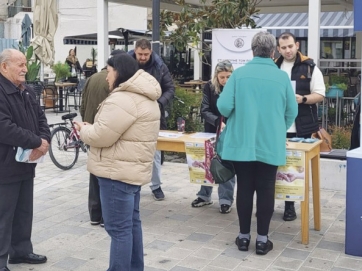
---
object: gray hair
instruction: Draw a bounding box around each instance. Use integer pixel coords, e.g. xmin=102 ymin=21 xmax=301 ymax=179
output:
xmin=211 ymin=60 xmax=234 ymax=94
xmin=0 ymin=49 xmax=15 ymax=65
xmin=251 ymin=31 xmax=276 ymax=58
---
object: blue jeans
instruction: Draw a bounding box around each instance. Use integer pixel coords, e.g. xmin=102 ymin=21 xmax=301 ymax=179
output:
xmin=150 ymin=150 xmax=162 ymax=191
xmin=98 ymin=177 xmax=143 ymax=271
xmin=197 ymin=176 xmax=236 ymax=206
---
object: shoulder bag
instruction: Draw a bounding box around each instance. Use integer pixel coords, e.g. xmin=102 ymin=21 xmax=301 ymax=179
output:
xmin=311 ymin=127 xmax=332 ymax=152
xmin=210 ymin=117 xmax=235 ymax=184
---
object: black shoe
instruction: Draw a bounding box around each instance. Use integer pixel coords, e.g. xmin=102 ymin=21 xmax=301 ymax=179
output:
xmin=0 ymin=267 xmax=10 ymax=271
xmin=256 ymin=240 xmax=273 ymax=255
xmin=235 ymin=237 xmax=250 ymax=251
xmin=90 ymin=220 xmax=101 ymax=226
xmin=219 ymin=204 xmax=231 ymax=214
xmin=191 ymin=197 xmax=213 ymax=207
xmin=100 ymin=218 xmax=104 ymax=227
xmin=8 ymin=253 xmax=47 ymax=264
xmin=152 ymin=187 xmax=165 ymax=201
xmin=283 ymin=204 xmax=297 ymax=221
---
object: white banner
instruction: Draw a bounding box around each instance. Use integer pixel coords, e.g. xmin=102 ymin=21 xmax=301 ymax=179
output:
xmin=211 ymin=29 xmax=263 ymax=74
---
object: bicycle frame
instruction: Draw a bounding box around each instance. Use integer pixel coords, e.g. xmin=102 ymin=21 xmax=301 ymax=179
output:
xmin=49 ymin=119 xmax=87 ymax=152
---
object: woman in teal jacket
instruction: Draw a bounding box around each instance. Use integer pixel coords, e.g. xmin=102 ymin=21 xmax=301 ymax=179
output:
xmin=217 ymin=32 xmax=298 ymax=256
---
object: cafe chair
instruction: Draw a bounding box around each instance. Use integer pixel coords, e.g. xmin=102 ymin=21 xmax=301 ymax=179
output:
xmin=65 ymin=78 xmax=86 ymax=111
xmin=26 ymin=81 xmax=44 ymax=107
xmin=42 ymin=85 xmax=59 ymax=112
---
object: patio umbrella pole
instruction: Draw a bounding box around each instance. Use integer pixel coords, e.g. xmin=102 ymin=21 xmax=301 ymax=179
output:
xmin=40 ymin=62 xmax=44 ymax=82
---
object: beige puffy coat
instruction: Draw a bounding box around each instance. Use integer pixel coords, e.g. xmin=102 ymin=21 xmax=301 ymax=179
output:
xmin=80 ymin=69 xmax=161 ymax=186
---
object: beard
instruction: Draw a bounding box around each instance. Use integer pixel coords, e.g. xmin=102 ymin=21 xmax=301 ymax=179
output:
xmin=138 ymin=62 xmax=146 ymax=68
xmin=137 ymin=58 xmax=150 ymax=69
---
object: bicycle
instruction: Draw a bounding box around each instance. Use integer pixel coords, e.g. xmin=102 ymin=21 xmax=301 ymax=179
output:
xmin=49 ymin=112 xmax=88 ymax=170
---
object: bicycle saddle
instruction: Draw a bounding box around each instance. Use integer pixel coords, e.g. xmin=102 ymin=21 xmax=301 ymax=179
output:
xmin=61 ymin=112 xmax=78 ymax=120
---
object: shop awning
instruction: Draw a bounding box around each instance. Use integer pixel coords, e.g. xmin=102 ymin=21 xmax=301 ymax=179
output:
xmin=63 ymin=29 xmax=151 ymax=45
xmin=254 ymin=11 xmax=354 ymax=38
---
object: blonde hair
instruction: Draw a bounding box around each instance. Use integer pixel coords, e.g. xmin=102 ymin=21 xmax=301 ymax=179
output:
xmin=211 ymin=60 xmax=234 ymax=94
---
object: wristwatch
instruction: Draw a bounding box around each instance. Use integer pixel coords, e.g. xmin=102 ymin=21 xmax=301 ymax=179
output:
xmin=302 ymin=96 xmax=307 ymax=104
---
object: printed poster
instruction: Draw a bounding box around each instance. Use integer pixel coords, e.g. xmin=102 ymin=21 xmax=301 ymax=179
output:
xmin=185 ymin=141 xmax=217 ymax=186
xmin=275 ymin=150 xmax=305 ymax=201
xmin=211 ymin=29 xmax=263 ymax=75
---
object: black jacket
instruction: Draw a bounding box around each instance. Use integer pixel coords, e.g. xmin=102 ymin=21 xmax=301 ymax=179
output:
xmin=128 ymin=50 xmax=175 ymax=129
xmin=201 ymin=81 xmax=222 ymax=133
xmin=0 ymin=73 xmax=51 ymax=184
xmin=350 ymin=102 xmax=360 ymax=150
xmin=276 ymin=52 xmax=319 ymax=136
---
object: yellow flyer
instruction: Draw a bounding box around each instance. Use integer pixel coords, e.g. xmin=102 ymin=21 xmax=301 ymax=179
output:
xmin=185 ymin=141 xmax=217 ymax=186
xmin=275 ymin=150 xmax=305 ymax=201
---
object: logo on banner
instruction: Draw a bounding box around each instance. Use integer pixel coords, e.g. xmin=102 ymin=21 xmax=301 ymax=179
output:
xmin=234 ymin=38 xmax=244 ymax=48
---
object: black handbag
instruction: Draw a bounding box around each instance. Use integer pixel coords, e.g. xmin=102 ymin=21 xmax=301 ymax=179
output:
xmin=210 ymin=117 xmax=235 ymax=184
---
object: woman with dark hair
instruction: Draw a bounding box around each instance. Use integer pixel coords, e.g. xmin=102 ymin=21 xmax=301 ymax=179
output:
xmin=74 ymin=53 xmax=161 ymax=271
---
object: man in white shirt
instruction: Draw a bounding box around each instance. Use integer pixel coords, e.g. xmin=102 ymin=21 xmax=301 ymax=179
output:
xmin=275 ymin=32 xmax=325 ymax=221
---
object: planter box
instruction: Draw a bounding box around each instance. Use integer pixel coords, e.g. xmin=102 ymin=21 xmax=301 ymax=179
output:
xmin=326 ymin=85 xmax=344 ymax=98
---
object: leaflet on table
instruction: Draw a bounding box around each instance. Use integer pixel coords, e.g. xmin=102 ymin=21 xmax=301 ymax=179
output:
xmin=189 ymin=132 xmax=216 ymax=139
xmin=158 ymin=132 xmax=184 ymax=138
xmin=184 ymin=139 xmax=217 ymax=186
xmin=15 ymin=147 xmax=45 ymax=163
xmin=275 ymin=150 xmax=305 ymax=201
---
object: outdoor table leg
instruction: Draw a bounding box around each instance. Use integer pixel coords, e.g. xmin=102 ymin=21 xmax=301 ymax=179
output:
xmin=57 ymin=86 xmax=65 ymax=112
xmin=301 ymin=155 xmax=310 ymax=245
xmin=311 ymin=153 xmax=321 ymax=231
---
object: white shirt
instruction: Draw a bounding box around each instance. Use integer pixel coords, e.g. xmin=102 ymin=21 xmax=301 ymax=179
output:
xmin=280 ymin=60 xmax=325 ymax=133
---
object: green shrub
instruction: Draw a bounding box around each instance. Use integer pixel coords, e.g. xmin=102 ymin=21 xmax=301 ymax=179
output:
xmin=167 ymin=87 xmax=204 ymax=132
xmin=329 ymin=125 xmax=352 ymax=149
xmin=330 ymin=74 xmax=349 ymax=85
xmin=52 ymin=61 xmax=71 ymax=82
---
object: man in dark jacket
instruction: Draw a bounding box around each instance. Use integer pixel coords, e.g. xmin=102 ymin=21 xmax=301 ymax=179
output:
xmin=80 ymin=49 xmax=125 ymax=226
xmin=129 ymin=39 xmax=175 ymax=200
xmin=0 ymin=49 xmax=51 ymax=271
xmin=275 ymin=32 xmax=325 ymax=222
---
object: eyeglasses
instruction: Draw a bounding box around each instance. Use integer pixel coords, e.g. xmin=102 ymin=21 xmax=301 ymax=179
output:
xmin=217 ymin=61 xmax=233 ymax=68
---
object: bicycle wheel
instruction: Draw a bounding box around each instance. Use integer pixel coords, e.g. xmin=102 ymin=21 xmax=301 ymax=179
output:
xmin=49 ymin=126 xmax=79 ymax=170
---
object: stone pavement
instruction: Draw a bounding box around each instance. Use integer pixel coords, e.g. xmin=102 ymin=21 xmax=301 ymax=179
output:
xmin=7 ymin=110 xmax=362 ymax=271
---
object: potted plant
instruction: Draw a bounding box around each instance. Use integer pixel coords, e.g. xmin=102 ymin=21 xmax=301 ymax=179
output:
xmin=52 ymin=62 xmax=71 ymax=82
xmin=326 ymin=74 xmax=349 ymax=98
xmin=18 ymin=44 xmax=41 ymax=82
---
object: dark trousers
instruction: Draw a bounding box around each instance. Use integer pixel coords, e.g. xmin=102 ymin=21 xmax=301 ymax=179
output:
xmin=0 ymin=179 xmax=34 ymax=268
xmin=234 ymin=161 xmax=278 ymax=236
xmin=88 ymin=173 xmax=102 ymax=222
xmin=286 ymin=132 xmax=311 ymax=207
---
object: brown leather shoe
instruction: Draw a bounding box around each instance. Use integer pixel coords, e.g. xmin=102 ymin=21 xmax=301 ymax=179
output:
xmin=8 ymin=253 xmax=47 ymax=264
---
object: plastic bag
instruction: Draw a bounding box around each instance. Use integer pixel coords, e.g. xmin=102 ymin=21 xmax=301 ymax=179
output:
xmin=15 ymin=147 xmax=45 ymax=163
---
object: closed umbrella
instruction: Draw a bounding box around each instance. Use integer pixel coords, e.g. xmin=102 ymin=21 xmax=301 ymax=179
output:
xmin=21 ymin=14 xmax=32 ymax=47
xmin=31 ymin=0 xmax=58 ymax=66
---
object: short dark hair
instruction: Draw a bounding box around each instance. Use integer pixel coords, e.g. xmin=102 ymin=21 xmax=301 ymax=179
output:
xmin=110 ymin=49 xmax=125 ymax=56
xmin=277 ymin=32 xmax=297 ymax=46
xmin=135 ymin=39 xmax=151 ymax=50
xmin=107 ymin=54 xmax=139 ymax=89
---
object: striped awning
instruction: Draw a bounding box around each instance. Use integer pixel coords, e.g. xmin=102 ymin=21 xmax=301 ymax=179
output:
xmin=254 ymin=11 xmax=354 ymax=38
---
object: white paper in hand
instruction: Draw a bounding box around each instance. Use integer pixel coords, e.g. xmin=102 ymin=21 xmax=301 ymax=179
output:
xmin=15 ymin=147 xmax=45 ymax=163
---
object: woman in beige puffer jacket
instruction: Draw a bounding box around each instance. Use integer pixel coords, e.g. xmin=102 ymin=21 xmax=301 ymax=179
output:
xmin=75 ymin=53 xmax=161 ymax=271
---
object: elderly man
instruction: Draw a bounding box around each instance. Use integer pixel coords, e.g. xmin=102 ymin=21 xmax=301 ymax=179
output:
xmin=0 ymin=49 xmax=50 ymax=271
xmin=129 ymin=39 xmax=175 ymax=200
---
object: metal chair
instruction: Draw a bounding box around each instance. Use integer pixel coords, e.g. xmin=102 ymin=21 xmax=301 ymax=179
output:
xmin=65 ymin=77 xmax=86 ymax=111
xmin=26 ymin=81 xmax=44 ymax=108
